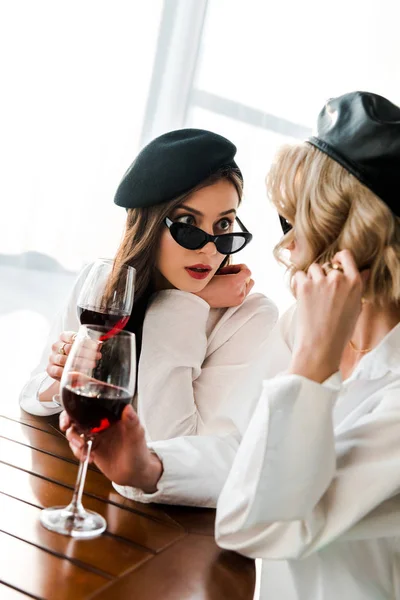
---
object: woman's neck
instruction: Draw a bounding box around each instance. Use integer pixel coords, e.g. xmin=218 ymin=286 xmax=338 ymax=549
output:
xmin=340 ymin=302 xmax=400 ymax=380
xmin=152 ymin=269 xmax=175 ymax=292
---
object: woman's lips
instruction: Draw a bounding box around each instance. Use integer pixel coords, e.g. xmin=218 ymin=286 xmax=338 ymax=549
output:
xmin=185 ymin=265 xmax=212 ymax=280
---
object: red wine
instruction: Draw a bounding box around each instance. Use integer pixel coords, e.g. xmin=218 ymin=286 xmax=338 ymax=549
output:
xmin=78 ymin=306 xmax=129 ymax=330
xmin=62 ymin=380 xmax=132 ymax=434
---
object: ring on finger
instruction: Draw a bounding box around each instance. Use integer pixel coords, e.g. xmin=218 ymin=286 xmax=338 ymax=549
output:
xmin=322 ymin=261 xmax=344 ymax=275
xmin=59 ymin=342 xmax=67 ymax=356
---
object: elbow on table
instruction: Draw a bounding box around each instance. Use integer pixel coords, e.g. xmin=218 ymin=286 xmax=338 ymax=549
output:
xmin=215 ymin=515 xmax=266 ymax=559
xmin=215 ymin=503 xmax=323 ymax=561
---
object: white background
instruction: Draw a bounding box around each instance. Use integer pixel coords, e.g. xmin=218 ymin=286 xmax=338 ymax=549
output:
xmin=1 ymin=0 xmax=399 ymax=397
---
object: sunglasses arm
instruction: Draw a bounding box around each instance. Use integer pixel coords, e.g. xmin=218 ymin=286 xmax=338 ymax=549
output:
xmin=235 ymin=216 xmax=250 ymax=233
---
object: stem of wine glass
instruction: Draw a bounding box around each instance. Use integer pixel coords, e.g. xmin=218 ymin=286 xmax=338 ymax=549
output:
xmin=66 ymin=437 xmax=93 ymax=518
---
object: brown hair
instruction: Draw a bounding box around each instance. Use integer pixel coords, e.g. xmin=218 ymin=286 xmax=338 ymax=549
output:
xmin=104 ymin=167 xmax=243 ymax=319
xmin=267 ymin=143 xmax=400 ymax=306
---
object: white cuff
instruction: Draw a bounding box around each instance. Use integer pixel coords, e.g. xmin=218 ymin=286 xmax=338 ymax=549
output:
xmin=19 ymin=373 xmax=63 ymax=416
xmin=112 ymin=436 xmax=233 ymax=508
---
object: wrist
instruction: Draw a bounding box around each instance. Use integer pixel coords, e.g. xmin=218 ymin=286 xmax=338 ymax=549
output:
xmin=289 ymin=351 xmax=339 ymax=384
xmin=134 ymin=451 xmax=164 ymax=494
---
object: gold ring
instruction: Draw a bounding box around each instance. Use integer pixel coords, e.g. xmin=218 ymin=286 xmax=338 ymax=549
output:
xmin=331 ymin=262 xmax=344 ymax=272
xmin=59 ymin=342 xmax=67 ymax=356
xmin=322 ymin=261 xmax=344 ymax=275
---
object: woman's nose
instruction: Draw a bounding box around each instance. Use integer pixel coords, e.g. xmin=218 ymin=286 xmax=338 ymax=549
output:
xmin=198 ymin=241 xmax=218 ymax=256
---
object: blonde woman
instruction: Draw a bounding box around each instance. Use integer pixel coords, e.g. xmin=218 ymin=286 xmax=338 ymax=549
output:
xmin=20 ymin=129 xmax=278 ymax=448
xmin=216 ymin=92 xmax=400 ymax=599
xmin=62 ymin=94 xmax=399 ymax=599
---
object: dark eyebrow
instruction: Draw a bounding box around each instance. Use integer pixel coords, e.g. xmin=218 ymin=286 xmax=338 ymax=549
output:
xmin=219 ymin=209 xmax=237 ymax=217
xmin=176 ymin=204 xmax=237 ymax=217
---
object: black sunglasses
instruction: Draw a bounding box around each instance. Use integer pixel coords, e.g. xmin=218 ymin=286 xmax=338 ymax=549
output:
xmin=164 ymin=216 xmax=252 ymax=255
xmin=279 ymin=214 xmax=293 ymax=235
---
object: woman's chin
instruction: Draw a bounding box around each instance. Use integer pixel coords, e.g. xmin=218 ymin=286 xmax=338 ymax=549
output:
xmin=172 ymin=275 xmax=211 ymax=293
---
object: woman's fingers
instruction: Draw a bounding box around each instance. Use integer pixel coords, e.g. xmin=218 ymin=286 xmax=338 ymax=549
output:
xmin=332 ymin=249 xmax=362 ymax=283
xmin=50 ymin=338 xmax=99 ymax=359
xmin=307 ymin=263 xmax=325 ymax=282
xmin=66 ymin=425 xmax=94 ymax=462
xmin=246 ymin=279 xmax=255 ymax=295
xmin=62 ymin=414 xmax=92 ymax=462
xmin=290 ymin=249 xmax=364 ymax=381
xmin=52 ymin=331 xmax=77 ymax=357
xmin=46 ymin=364 xmax=64 ymax=380
xmin=66 ymin=425 xmax=84 ymax=448
xmin=60 ymin=331 xmax=78 ymax=344
xmin=195 ymin=263 xmax=254 ymax=308
xmin=235 ymin=264 xmax=252 ymax=281
xmin=48 ymin=333 xmax=101 ymax=381
xmin=292 ymin=270 xmax=308 ymax=299
xmin=59 ymin=411 xmax=71 ymax=431
xmin=218 ymin=264 xmax=242 ymax=275
xmin=49 ymin=352 xmax=68 ymax=367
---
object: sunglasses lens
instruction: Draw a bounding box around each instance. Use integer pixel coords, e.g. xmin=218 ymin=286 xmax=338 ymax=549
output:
xmin=216 ymin=235 xmax=248 ymax=254
xmin=171 ymin=222 xmax=207 ymax=250
xmin=279 ymin=215 xmax=293 ymax=235
xmin=168 ymin=220 xmax=250 ymax=255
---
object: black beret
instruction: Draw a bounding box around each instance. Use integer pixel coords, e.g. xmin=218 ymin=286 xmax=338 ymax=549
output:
xmin=308 ymin=91 xmax=400 ymax=217
xmin=114 ymin=128 xmax=242 ymax=209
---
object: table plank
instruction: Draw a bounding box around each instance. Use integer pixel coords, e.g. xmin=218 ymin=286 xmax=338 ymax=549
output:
xmin=161 ymin=505 xmax=216 ymax=536
xmin=0 ymin=412 xmax=255 ymax=599
xmin=0 ymin=493 xmax=152 ymax=577
xmin=91 ymin=534 xmax=256 ymax=600
xmin=1 ymin=416 xmax=214 ymax=532
xmin=0 ymin=464 xmax=184 ymax=552
xmin=0 ymin=419 xmax=78 ymax=464
xmin=0 ymin=437 xmax=178 ymax=525
xmin=0 ymin=408 xmax=62 ymax=437
xmin=0 ymin=531 xmax=108 ymax=600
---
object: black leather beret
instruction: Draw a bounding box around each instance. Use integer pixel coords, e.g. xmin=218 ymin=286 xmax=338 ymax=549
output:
xmin=308 ymin=91 xmax=400 ymax=217
xmin=114 ymin=128 xmax=242 ymax=209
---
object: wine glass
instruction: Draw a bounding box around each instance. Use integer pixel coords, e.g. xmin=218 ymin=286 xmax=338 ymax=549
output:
xmin=41 ymin=324 xmax=136 ymax=538
xmin=52 ymin=259 xmax=135 ymax=406
xmin=77 ymin=258 xmax=135 ymax=330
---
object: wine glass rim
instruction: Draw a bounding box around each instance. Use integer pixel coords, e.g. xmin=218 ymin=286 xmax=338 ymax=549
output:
xmin=94 ymin=258 xmax=136 ymax=274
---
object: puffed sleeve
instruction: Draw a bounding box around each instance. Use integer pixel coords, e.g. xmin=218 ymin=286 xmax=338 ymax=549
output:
xmin=216 ymin=372 xmax=400 ymax=560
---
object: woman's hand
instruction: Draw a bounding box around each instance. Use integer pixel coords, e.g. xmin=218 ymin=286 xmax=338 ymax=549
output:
xmin=195 ymin=264 xmax=254 ymax=308
xmin=60 ymin=406 xmax=163 ymax=493
xmin=46 ymin=331 xmax=77 ymax=381
xmin=289 ymin=250 xmax=368 ymax=383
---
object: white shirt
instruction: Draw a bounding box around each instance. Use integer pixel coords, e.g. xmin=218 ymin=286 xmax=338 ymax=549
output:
xmin=216 ymin=307 xmax=400 ymax=600
xmin=20 ymin=264 xmax=278 ymax=449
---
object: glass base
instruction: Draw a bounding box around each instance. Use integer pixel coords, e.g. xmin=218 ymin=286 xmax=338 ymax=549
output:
xmin=40 ymin=505 xmax=106 ymax=539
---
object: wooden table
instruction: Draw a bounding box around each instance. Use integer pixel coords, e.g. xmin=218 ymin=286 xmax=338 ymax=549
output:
xmin=0 ymin=404 xmax=255 ymax=599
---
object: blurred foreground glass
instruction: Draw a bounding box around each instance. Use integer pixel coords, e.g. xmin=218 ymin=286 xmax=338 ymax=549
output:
xmin=41 ymin=325 xmax=136 ymax=538
xmin=52 ymin=259 xmax=135 ymax=406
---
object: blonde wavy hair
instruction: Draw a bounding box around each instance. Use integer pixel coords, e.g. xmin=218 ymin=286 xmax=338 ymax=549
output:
xmin=267 ymin=143 xmax=400 ymax=307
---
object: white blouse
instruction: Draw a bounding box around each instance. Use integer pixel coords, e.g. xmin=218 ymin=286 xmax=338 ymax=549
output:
xmin=20 ymin=265 xmax=279 ymax=449
xmin=216 ymin=308 xmax=400 ymax=600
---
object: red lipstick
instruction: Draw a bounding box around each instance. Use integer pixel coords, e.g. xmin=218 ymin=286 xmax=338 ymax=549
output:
xmin=185 ymin=264 xmax=212 ymax=280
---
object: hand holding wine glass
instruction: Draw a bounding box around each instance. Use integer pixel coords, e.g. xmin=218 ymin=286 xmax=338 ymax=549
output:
xmin=61 ymin=403 xmax=163 ymax=494
xmin=40 ymin=324 xmax=136 ymax=538
xmin=46 ymin=331 xmax=79 ymax=381
xmin=49 ymin=259 xmax=135 ymax=405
